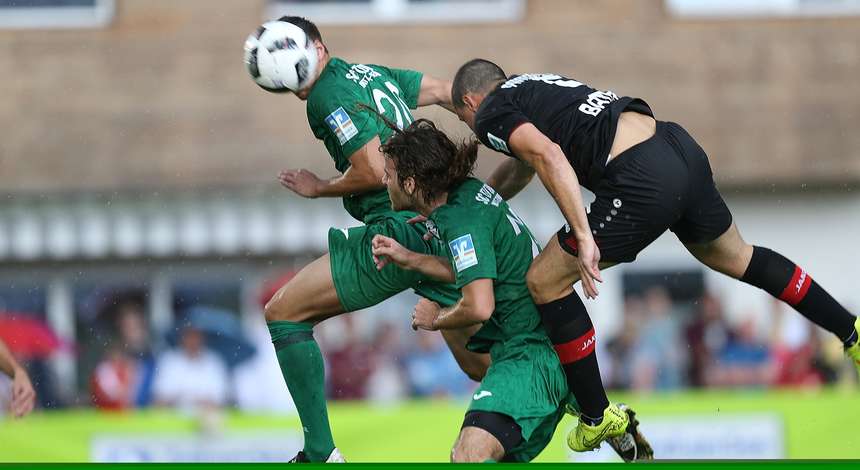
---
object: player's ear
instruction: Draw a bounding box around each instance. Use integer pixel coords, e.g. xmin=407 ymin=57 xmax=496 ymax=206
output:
xmin=403 ymin=176 xmax=416 ymax=196
xmin=313 ymin=40 xmax=326 ymax=60
xmin=463 ymin=93 xmax=480 ymax=112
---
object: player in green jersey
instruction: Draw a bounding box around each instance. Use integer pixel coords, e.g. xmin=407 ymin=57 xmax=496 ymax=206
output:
xmin=371 ymin=119 xmax=652 ymax=462
xmin=249 ymin=17 xmax=650 ymax=462
xmin=250 ymin=17 xmax=471 ymax=463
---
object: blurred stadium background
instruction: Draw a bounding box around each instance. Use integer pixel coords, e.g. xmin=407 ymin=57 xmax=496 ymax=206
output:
xmin=1 ymin=0 xmax=859 ymax=462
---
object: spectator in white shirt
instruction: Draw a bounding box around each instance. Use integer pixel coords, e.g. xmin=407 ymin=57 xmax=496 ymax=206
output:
xmin=153 ymin=326 xmax=229 ymax=412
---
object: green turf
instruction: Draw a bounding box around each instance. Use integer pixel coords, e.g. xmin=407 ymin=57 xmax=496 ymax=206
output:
xmin=0 ymin=389 xmax=856 ymax=462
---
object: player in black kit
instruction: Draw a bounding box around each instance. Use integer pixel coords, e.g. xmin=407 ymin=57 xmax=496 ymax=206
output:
xmin=451 ymin=59 xmax=860 ymax=452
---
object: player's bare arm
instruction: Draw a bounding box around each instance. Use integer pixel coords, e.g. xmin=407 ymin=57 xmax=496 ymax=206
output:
xmin=417 ymin=75 xmax=455 ymax=111
xmin=440 ymin=325 xmax=490 ymax=382
xmin=508 ymin=123 xmax=603 ymax=299
xmin=0 ymin=338 xmax=36 ymax=418
xmin=279 ymin=136 xmax=385 ymax=198
xmin=485 ymin=157 xmax=536 ymax=200
xmin=370 ymin=234 xmax=454 ymax=283
xmin=412 ymin=279 xmax=494 ymax=331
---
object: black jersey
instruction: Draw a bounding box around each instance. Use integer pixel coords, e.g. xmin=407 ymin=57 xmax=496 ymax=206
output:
xmin=473 ymin=73 xmax=652 ymax=191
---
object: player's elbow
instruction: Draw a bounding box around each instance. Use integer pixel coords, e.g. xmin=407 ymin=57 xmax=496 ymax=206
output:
xmin=533 ymin=143 xmax=566 ymax=168
xmin=463 ymin=360 xmax=489 ymax=382
xmin=470 ymin=297 xmax=495 ymax=323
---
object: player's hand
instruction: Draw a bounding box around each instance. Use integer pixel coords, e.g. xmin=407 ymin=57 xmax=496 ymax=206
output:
xmin=371 ymin=234 xmax=413 ymax=271
xmin=278 ymin=169 xmax=323 ymax=198
xmin=412 ymin=298 xmax=441 ymax=331
xmin=406 ymin=215 xmax=433 ymax=241
xmin=576 ymin=235 xmax=603 ymax=299
xmin=10 ymin=367 xmax=35 ymax=418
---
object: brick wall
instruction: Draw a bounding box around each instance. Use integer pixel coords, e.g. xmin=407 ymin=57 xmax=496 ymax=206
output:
xmin=2 ymin=0 xmax=858 ymax=193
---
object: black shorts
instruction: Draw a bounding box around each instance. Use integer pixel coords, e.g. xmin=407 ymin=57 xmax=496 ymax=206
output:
xmin=558 ymin=121 xmax=732 ymax=263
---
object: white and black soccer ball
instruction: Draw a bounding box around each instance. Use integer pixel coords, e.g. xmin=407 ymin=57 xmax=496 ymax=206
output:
xmin=244 ymin=20 xmax=319 ymax=93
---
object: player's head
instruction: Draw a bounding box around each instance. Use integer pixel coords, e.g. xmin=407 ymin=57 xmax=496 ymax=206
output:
xmin=380 ymin=119 xmax=478 ymax=213
xmin=278 ymin=15 xmax=329 ymax=100
xmin=452 ymin=58 xmax=507 ymax=130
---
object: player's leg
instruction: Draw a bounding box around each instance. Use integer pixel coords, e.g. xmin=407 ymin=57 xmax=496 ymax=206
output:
xmin=526 ymin=237 xmax=616 ymax=425
xmin=662 ymin=119 xmax=860 ymax=372
xmin=264 ymin=253 xmax=344 ymax=463
xmin=528 ymin=124 xmax=694 ymax=450
xmin=451 ymin=413 xmax=514 ymax=462
xmin=262 ymin=214 xmax=433 ymax=462
xmin=458 ymin=340 xmax=568 ymax=462
xmin=684 ymin=223 xmax=860 ymax=367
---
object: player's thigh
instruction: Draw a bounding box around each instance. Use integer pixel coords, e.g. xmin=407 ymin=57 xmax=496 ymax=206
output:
xmin=328 ymin=217 xmax=427 ymax=312
xmin=526 ymin=235 xmax=615 ymax=304
xmin=683 ymin=222 xmax=753 ymax=279
xmin=453 ymin=414 xmax=512 ymax=462
xmin=264 ymin=253 xmax=344 ymax=324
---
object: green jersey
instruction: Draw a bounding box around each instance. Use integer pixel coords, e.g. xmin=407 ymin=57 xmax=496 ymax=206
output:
xmin=429 ymin=178 xmax=545 ymax=354
xmin=306 ymin=57 xmax=424 ymax=223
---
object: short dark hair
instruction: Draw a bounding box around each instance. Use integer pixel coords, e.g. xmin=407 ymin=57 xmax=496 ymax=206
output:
xmin=452 ymin=59 xmax=507 ymax=108
xmin=279 ymin=15 xmax=327 ymax=51
xmin=380 ymin=119 xmax=479 ymax=206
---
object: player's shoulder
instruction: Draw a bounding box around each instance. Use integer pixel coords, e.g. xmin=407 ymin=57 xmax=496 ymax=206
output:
xmin=437 ymin=179 xmax=501 ymax=222
xmin=307 ymin=58 xmax=360 ymax=101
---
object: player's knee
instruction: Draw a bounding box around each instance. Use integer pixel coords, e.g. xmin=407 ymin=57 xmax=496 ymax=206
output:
xmin=698 ymin=240 xmax=754 ymax=279
xmin=263 ymin=296 xmax=286 ymax=323
xmin=263 ymin=287 xmax=304 ymax=323
xmin=527 ymin=266 xmax=559 ymax=305
xmin=525 ymin=265 xmax=545 ymax=301
xmin=450 ymin=441 xmax=495 ymax=463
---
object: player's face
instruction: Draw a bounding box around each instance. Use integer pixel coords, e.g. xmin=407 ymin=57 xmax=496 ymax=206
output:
xmin=292 ymin=41 xmax=327 ymax=101
xmin=383 ymin=157 xmax=413 ymax=211
xmin=454 ymin=105 xmax=477 ymax=131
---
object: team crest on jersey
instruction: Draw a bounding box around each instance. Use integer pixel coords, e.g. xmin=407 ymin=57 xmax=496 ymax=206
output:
xmin=424 ymin=219 xmax=440 ymax=239
xmin=486 ymin=132 xmax=509 ymax=153
xmin=325 ymin=107 xmax=359 ymax=145
xmin=449 ymin=234 xmax=478 ymax=272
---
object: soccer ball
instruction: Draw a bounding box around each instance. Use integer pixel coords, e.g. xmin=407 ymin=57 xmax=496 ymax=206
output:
xmin=244 ymin=20 xmax=319 ymax=93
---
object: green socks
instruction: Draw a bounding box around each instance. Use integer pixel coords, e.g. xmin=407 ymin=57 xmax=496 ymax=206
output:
xmin=268 ymin=320 xmax=335 ymax=462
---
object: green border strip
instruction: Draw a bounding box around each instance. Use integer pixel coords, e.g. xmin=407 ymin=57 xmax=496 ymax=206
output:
xmin=2 ymin=462 xmax=860 ymax=469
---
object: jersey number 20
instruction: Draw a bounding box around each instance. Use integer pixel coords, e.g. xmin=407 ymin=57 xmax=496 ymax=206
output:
xmin=373 ymin=81 xmax=412 ymax=130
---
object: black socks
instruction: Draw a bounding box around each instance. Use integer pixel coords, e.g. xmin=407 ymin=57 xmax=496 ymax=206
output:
xmin=537 ymin=291 xmax=609 ymax=421
xmin=741 ymin=246 xmax=857 ymax=344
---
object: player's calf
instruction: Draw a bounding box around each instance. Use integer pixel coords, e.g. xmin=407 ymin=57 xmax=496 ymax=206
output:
xmin=263 ymin=254 xmax=344 ymax=463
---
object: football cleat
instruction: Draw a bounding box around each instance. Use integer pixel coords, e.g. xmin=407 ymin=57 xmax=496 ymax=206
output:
xmin=605 ymin=403 xmax=654 ymax=461
xmin=288 ymin=448 xmax=346 ymax=463
xmin=846 ymin=318 xmax=860 ymax=378
xmin=567 ymin=403 xmax=629 ymax=453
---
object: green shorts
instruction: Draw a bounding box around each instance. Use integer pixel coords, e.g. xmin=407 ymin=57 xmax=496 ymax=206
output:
xmin=328 ymin=211 xmax=459 ymax=312
xmin=466 ymin=334 xmax=571 ymax=462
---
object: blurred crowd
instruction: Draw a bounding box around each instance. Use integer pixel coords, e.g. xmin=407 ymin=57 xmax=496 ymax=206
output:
xmin=601 ymin=287 xmax=852 ymax=391
xmin=0 ymin=277 xmax=856 ymax=417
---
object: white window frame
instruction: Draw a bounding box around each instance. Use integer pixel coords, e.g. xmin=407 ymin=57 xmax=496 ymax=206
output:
xmin=267 ymin=0 xmax=525 ymax=25
xmin=0 ymin=0 xmax=114 ymax=29
xmin=666 ymin=0 xmax=860 ymax=18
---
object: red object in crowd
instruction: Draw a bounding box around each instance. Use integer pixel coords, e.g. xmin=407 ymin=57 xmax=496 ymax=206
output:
xmin=90 ymin=354 xmax=136 ymax=410
xmin=0 ymin=314 xmax=63 ymax=360
xmin=258 ymin=272 xmax=298 ymax=308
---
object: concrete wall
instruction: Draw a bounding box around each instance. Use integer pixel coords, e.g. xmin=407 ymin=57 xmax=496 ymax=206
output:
xmin=506 ymin=186 xmax=860 ymax=339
